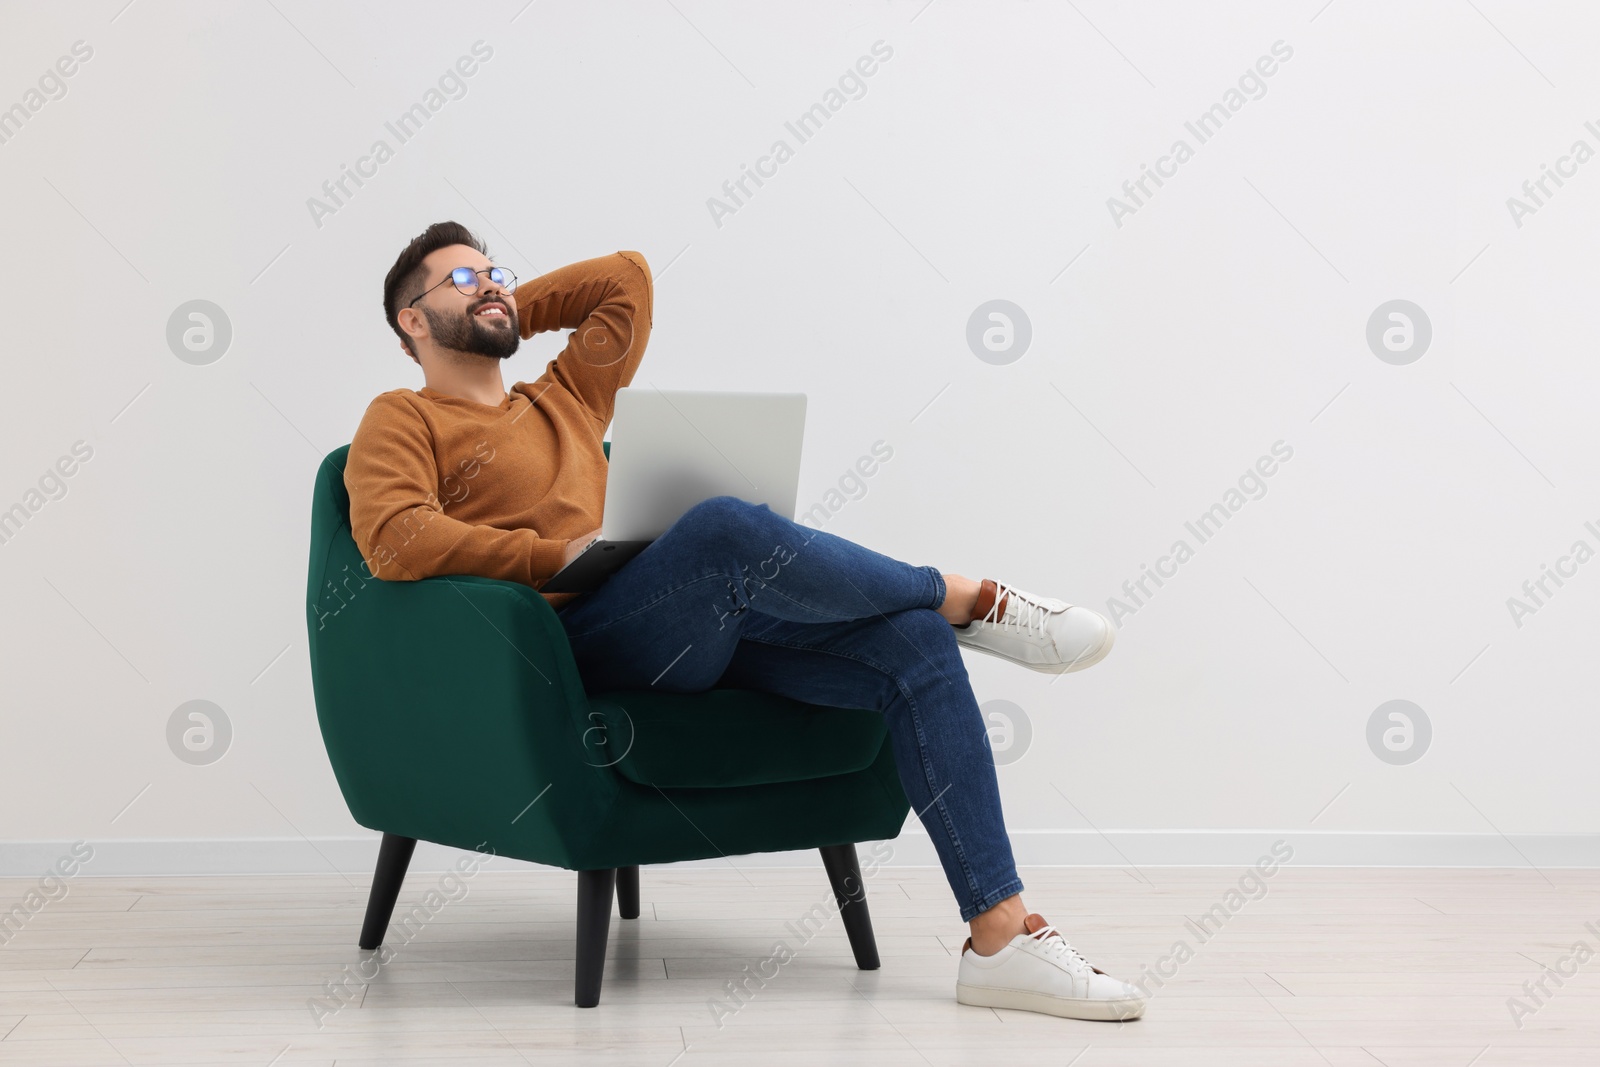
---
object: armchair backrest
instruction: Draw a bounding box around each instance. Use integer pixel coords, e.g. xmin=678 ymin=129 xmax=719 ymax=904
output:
xmin=306 ymin=444 xmax=357 ymax=636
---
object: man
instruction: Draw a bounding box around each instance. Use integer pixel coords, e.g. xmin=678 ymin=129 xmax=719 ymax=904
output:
xmin=346 ymin=220 xmax=1145 ymax=1021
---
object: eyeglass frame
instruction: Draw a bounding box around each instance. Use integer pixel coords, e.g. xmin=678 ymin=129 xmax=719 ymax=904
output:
xmin=406 ymin=265 xmax=518 ymax=309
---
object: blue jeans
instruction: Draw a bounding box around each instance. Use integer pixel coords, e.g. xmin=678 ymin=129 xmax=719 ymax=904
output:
xmin=555 ymin=495 xmax=1024 ymax=922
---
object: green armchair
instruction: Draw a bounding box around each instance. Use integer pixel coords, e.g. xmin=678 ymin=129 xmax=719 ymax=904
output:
xmin=305 ymin=443 xmax=910 ymax=1006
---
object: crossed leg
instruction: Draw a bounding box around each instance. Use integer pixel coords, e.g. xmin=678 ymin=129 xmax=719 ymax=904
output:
xmin=717 ymin=609 xmax=1026 ymax=924
xmin=555 ymin=494 xmax=1031 ymax=943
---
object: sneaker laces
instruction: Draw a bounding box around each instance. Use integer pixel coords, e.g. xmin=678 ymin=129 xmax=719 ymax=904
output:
xmin=1025 ymin=923 xmax=1095 ymax=975
xmin=978 ymin=582 xmax=1059 ymax=639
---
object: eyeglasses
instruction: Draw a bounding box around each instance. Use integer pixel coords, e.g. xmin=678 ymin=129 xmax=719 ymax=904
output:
xmin=407 ymin=265 xmax=518 ymax=308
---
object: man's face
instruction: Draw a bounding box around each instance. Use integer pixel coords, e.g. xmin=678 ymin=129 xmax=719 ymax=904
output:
xmin=406 ymin=244 xmax=520 ymax=360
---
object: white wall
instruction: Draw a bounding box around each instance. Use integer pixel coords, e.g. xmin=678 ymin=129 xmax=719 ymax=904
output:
xmin=2 ymin=0 xmax=1596 ymax=873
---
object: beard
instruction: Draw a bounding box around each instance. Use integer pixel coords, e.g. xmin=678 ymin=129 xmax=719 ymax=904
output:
xmin=423 ymin=298 xmax=520 ymax=360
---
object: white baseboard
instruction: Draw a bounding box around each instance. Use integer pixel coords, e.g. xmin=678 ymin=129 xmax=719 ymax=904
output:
xmin=3 ymin=830 xmax=1597 ymax=877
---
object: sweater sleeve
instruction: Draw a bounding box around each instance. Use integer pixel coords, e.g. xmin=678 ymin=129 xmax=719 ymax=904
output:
xmin=345 ymin=394 xmax=569 ymax=584
xmin=514 ymin=250 xmax=653 ymax=429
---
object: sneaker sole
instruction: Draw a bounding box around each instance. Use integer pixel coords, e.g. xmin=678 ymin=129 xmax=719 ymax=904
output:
xmin=957 ymin=980 xmax=1145 ymax=1021
xmin=956 ymin=616 xmax=1117 ymax=675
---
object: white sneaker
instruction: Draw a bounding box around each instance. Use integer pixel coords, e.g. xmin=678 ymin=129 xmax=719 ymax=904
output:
xmin=952 ymin=579 xmax=1115 ymax=674
xmin=956 ymin=912 xmax=1145 ymax=1021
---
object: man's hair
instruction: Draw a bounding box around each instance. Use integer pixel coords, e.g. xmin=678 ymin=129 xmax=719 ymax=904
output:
xmin=383 ymin=220 xmax=486 ymax=359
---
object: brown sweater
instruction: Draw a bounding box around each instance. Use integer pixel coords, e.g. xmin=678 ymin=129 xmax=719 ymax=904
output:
xmin=345 ymin=250 xmax=653 ymax=611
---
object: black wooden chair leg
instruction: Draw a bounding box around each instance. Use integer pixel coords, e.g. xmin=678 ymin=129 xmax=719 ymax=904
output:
xmin=819 ymin=843 xmax=880 ymax=970
xmin=615 ymin=865 xmax=641 ymax=919
xmin=359 ymin=834 xmax=417 ymax=950
xmin=575 ymin=868 xmax=616 ymax=1007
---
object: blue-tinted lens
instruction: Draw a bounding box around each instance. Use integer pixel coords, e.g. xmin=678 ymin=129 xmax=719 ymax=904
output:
xmin=489 ymin=267 xmax=511 ymax=287
xmin=450 ymin=266 xmax=477 ymax=292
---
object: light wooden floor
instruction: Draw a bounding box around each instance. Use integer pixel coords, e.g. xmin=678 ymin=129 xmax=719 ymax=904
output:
xmin=1 ymin=864 xmax=1596 ymax=1065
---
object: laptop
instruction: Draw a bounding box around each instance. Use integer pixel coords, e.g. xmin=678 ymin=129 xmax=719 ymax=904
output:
xmin=538 ymin=388 xmax=808 ymax=594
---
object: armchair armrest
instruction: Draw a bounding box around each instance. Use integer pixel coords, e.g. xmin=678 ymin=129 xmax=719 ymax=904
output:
xmin=307 ymin=560 xmax=621 ymax=870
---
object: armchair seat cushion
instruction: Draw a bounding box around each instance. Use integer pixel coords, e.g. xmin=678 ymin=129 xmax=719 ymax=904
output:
xmin=585 ymin=688 xmax=888 ymax=789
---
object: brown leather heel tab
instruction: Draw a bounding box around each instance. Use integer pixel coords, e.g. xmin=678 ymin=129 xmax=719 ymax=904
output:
xmin=973 ymin=579 xmax=1008 ymax=622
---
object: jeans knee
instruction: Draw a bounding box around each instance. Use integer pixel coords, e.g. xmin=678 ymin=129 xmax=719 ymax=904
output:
xmin=901 ymin=606 xmax=957 ymax=641
xmin=883 ymin=609 xmax=965 ymax=672
xmin=677 ymin=495 xmax=770 ymax=551
xmin=686 ymin=494 xmax=746 ymax=516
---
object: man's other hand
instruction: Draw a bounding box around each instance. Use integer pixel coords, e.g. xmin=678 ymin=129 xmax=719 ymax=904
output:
xmin=560 ymin=528 xmax=604 ymax=569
